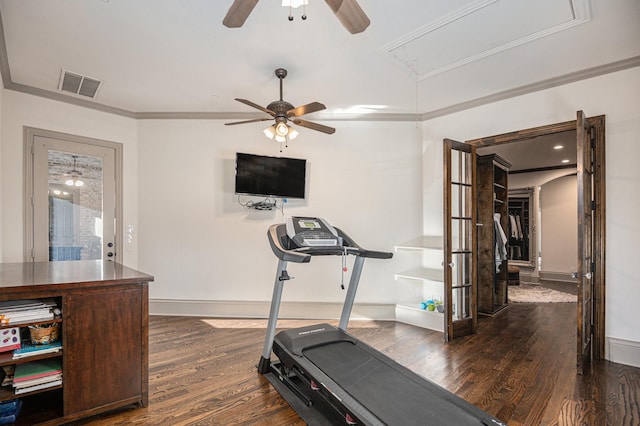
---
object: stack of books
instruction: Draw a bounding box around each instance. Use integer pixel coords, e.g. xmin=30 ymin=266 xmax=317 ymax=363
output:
xmin=12 ymin=340 xmax=62 ymax=360
xmin=0 ymin=399 xmax=22 ymax=425
xmin=0 ymin=300 xmax=57 ymax=325
xmin=12 ymin=359 xmax=62 ymax=395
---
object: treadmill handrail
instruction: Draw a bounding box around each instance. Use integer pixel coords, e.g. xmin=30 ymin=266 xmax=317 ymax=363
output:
xmin=267 ymin=224 xmax=392 ymax=263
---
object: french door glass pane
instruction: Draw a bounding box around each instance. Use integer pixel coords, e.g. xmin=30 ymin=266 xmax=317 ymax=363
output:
xmin=451 ymin=286 xmax=471 ymax=321
xmin=451 ymin=150 xmax=471 ymax=185
xmin=48 ymin=150 xmax=104 ymax=261
xmin=451 ymin=218 xmax=472 ymax=251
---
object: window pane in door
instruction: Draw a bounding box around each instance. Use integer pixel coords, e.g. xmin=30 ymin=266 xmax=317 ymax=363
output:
xmin=48 ymin=151 xmax=104 ymax=261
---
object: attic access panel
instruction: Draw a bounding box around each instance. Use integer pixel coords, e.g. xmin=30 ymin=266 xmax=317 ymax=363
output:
xmin=380 ymin=0 xmax=590 ymax=80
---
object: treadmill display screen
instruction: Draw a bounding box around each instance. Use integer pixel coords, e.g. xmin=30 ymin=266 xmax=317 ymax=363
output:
xmin=299 ymin=220 xmax=320 ymax=229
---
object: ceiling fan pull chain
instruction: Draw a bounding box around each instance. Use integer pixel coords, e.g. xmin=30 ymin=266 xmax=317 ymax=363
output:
xmin=288 ymin=5 xmax=293 ymax=21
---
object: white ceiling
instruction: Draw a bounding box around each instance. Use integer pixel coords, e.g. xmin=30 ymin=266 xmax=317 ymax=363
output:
xmin=1 ymin=0 xmax=639 ymax=122
xmin=477 ymin=130 xmax=577 ymax=171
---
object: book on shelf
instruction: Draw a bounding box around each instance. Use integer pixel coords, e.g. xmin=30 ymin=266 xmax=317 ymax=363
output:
xmin=1 ymin=365 xmax=15 ymax=386
xmin=13 ymin=373 xmax=63 ymax=389
xmin=0 ymin=299 xmax=56 ymax=312
xmin=0 ymin=399 xmax=22 ymax=425
xmin=0 ymin=398 xmax=21 ymax=416
xmin=14 ymin=378 xmax=62 ymax=395
xmin=12 ymin=340 xmax=62 ymax=359
xmin=0 ymin=328 xmax=20 ymax=353
xmin=14 ymin=358 xmax=62 ymax=383
xmin=0 ymin=299 xmax=57 ymax=324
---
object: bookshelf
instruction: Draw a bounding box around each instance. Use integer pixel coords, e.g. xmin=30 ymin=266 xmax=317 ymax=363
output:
xmin=477 ymin=154 xmax=511 ymax=315
xmin=394 ymin=237 xmax=445 ymax=332
xmin=0 ymin=260 xmax=153 ymax=425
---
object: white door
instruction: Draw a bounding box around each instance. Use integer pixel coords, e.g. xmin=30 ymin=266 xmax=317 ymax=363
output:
xmin=26 ymin=129 xmax=121 ymax=262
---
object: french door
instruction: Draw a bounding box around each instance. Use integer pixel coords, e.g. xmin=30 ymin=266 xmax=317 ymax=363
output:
xmin=576 ymin=111 xmax=594 ymax=373
xmin=443 ymin=139 xmax=477 ymax=341
xmin=25 ymin=128 xmax=122 ymax=263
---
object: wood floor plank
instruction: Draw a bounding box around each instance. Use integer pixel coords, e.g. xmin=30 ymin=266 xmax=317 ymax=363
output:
xmin=70 ymin=303 xmax=640 ymax=425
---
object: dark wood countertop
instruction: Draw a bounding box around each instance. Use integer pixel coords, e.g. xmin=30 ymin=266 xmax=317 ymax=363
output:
xmin=0 ymin=260 xmax=154 ymax=294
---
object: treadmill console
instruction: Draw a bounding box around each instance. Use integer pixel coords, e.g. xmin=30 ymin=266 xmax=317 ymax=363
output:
xmin=285 ymin=216 xmax=343 ymax=247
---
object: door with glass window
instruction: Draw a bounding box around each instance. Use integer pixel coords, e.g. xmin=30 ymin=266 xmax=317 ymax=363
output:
xmin=443 ymin=139 xmax=477 ymax=341
xmin=576 ymin=110 xmax=594 ymax=373
xmin=26 ymin=129 xmax=119 ymax=262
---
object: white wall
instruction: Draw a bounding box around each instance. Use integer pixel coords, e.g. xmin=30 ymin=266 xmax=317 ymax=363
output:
xmin=137 ymin=119 xmax=423 ymax=308
xmin=539 ymin=174 xmax=578 ymax=277
xmin=421 ymin=66 xmax=640 ymax=362
xmin=0 ymin=90 xmax=139 ymax=266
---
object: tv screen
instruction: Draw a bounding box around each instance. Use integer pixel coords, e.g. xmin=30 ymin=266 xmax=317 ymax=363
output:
xmin=235 ymin=153 xmax=306 ymax=199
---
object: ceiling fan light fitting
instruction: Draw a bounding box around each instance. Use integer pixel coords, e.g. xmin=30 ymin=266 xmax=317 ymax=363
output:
xmin=65 ymin=178 xmax=84 ymax=187
xmin=276 ymin=122 xmax=289 ymax=137
xmin=264 ymin=125 xmax=276 ymax=139
xmin=288 ymin=127 xmax=299 ymax=140
xmin=282 ymin=0 xmax=308 ymax=8
xmin=275 ymin=135 xmax=287 ymax=143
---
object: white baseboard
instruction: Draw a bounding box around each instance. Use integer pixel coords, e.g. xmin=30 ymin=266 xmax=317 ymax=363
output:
xmin=539 ymin=271 xmax=577 ymax=283
xmin=606 ymin=337 xmax=640 ymax=368
xmin=149 ymin=299 xmax=396 ymax=321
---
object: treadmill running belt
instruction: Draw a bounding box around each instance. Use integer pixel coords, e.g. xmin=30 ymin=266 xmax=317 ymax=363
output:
xmin=304 ymin=341 xmax=490 ymax=426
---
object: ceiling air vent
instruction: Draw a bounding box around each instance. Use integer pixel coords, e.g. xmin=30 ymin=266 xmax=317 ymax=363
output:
xmin=58 ymin=70 xmax=102 ymax=98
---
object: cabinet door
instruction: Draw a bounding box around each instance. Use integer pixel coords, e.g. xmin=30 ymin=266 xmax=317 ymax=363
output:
xmin=64 ymin=287 xmax=143 ymax=415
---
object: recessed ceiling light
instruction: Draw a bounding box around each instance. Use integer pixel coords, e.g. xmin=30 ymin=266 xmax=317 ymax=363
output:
xmin=561 ymin=159 xmax=570 ymax=163
xmin=554 ymin=145 xmax=564 ymax=150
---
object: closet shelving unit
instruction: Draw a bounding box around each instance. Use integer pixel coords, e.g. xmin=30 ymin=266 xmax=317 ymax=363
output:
xmin=477 ymin=154 xmax=511 ymax=315
xmin=394 ymin=236 xmax=445 ymax=332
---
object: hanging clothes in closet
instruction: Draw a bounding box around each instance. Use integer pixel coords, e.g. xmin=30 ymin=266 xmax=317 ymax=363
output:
xmin=494 ymin=213 xmax=508 ymax=272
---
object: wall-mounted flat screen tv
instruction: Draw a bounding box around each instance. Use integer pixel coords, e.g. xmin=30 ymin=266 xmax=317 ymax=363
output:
xmin=235 ymin=152 xmax=306 ymax=199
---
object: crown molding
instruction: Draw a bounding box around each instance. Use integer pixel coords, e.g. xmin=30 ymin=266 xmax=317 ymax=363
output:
xmin=421 ymin=55 xmax=640 ymax=121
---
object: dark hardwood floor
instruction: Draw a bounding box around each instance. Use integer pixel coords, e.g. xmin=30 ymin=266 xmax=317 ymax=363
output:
xmin=538 ymin=279 xmax=579 ymax=296
xmin=72 ymin=303 xmax=640 ymax=425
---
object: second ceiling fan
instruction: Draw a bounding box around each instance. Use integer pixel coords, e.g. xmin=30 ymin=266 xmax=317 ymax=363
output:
xmin=223 ymin=0 xmax=370 ymax=34
xmin=225 ymin=68 xmax=335 ymax=144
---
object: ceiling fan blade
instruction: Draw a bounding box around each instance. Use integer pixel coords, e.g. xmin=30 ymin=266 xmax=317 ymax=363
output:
xmin=287 ymin=101 xmax=327 ymax=117
xmin=235 ymin=98 xmax=276 ymax=115
xmin=223 ymin=0 xmax=259 ymax=28
xmin=325 ymin=0 xmax=370 ymax=34
xmin=292 ymin=119 xmax=336 ymax=135
xmin=225 ymin=118 xmax=272 ymax=126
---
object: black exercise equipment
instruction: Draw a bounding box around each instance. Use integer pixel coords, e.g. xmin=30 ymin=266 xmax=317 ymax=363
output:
xmin=258 ymin=216 xmax=506 ymax=426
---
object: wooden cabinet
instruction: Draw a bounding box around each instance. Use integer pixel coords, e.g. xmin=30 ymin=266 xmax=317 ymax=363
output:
xmin=0 ymin=260 xmax=153 ymax=425
xmin=477 ymin=154 xmax=511 ymax=315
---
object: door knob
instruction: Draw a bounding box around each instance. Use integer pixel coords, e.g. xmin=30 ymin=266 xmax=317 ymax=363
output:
xmin=572 ymin=271 xmax=592 ymax=279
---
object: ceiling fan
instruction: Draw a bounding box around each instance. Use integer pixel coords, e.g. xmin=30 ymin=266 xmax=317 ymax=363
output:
xmin=225 ymin=68 xmax=335 ymax=143
xmin=223 ymin=0 xmax=370 ymax=34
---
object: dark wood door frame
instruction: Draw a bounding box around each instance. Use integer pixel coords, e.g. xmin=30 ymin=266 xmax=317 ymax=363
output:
xmin=466 ymin=116 xmax=606 ymax=361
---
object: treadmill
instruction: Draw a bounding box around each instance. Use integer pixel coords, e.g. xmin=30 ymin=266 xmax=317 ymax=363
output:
xmin=258 ymin=217 xmax=506 ymax=426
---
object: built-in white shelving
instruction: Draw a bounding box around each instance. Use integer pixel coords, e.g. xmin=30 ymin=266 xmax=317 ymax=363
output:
xmin=394 ymin=236 xmax=445 ymax=333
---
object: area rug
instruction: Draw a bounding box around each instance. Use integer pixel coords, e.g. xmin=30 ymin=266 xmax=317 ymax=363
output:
xmin=508 ymin=283 xmax=577 ymax=303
